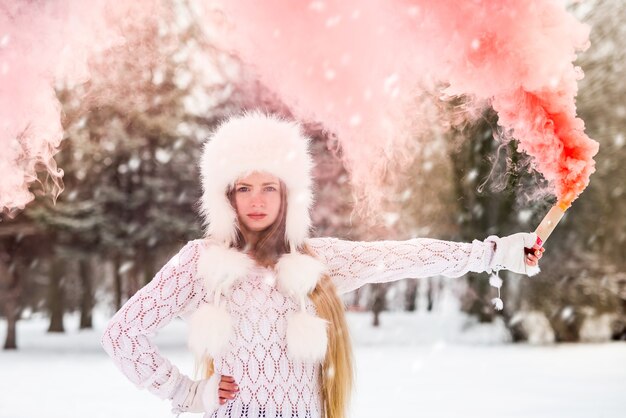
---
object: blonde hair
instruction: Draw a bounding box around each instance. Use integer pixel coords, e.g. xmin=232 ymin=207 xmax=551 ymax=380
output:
xmin=196 ymin=179 xmax=354 ymax=418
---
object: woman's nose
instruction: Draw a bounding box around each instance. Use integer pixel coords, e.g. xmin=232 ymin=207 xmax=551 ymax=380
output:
xmin=250 ymin=192 xmax=265 ymax=206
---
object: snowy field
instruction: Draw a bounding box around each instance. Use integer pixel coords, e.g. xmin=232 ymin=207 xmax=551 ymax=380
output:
xmin=1 ymin=310 xmax=625 ymax=418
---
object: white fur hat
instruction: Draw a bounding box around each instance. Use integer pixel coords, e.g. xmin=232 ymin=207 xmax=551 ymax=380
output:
xmin=189 ymin=111 xmax=329 ymax=364
xmin=198 ymin=110 xmax=315 ymax=251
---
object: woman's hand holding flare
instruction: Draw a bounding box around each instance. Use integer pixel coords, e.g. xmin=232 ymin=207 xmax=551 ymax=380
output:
xmin=486 ymin=232 xmax=546 ymax=276
xmin=524 ymin=242 xmax=545 ymax=268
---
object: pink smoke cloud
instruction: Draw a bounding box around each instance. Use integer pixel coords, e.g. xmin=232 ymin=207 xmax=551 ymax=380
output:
xmin=0 ymin=0 xmax=161 ymax=215
xmin=210 ymin=0 xmax=598 ymax=212
xmin=1 ymin=0 xmax=599 ymax=218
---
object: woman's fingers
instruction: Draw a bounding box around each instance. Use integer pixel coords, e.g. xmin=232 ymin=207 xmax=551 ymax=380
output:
xmin=219 ymin=375 xmax=239 ymax=391
xmin=523 ymin=242 xmax=545 ymax=266
xmin=219 ymin=382 xmax=239 ymax=392
xmin=218 ymin=381 xmax=239 ymax=391
xmin=218 ymin=389 xmax=238 ymax=404
xmin=218 ymin=389 xmax=238 ymax=398
xmin=524 ymin=244 xmax=545 ymax=266
xmin=218 ymin=375 xmax=239 ymax=404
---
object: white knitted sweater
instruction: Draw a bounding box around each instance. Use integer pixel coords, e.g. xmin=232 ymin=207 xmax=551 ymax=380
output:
xmin=101 ymin=236 xmax=495 ymax=418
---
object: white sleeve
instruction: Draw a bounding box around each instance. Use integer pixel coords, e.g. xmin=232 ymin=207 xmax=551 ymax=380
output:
xmin=100 ymin=240 xmax=206 ymax=400
xmin=306 ymin=236 xmax=496 ymax=295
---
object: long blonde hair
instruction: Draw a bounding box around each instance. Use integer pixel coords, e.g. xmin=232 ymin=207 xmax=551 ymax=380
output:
xmin=198 ymin=179 xmax=354 ymax=418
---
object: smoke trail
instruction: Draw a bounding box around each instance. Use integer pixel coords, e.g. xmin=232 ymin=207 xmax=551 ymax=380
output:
xmin=0 ymin=0 xmax=161 ymax=215
xmin=427 ymin=0 xmax=599 ymax=207
xmin=208 ymin=0 xmax=598 ymax=215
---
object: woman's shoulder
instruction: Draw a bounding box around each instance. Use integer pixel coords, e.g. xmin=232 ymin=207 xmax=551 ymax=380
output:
xmin=304 ymin=236 xmax=340 ymax=252
xmin=186 ymin=238 xmax=247 ymax=257
xmin=169 ymin=238 xmax=217 ymax=262
xmin=187 ymin=237 xmax=219 ymax=249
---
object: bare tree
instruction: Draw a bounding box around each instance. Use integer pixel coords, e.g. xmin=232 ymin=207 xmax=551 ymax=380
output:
xmin=0 ymin=243 xmax=20 ymax=349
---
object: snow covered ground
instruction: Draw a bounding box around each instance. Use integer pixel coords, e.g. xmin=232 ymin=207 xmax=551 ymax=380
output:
xmin=1 ymin=310 xmax=625 ymax=418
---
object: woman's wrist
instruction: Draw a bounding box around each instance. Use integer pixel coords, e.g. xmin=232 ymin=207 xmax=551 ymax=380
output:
xmin=202 ymin=373 xmax=222 ymax=412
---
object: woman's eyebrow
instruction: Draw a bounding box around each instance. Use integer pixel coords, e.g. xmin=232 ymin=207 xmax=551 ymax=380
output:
xmin=236 ymin=182 xmax=278 ymax=186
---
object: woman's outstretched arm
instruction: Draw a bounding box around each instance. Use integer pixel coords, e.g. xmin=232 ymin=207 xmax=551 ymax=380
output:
xmin=100 ymin=240 xmax=206 ymax=400
xmin=306 ymin=236 xmax=496 ymax=295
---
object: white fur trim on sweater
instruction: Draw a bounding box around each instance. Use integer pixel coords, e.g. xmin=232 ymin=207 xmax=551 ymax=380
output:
xmin=197 ymin=245 xmax=255 ymax=296
xmin=187 ymin=303 xmax=233 ymax=359
xmin=188 ymin=245 xmax=330 ymax=364
xmin=286 ymin=310 xmax=329 ymax=363
xmin=275 ymin=253 xmax=329 ymax=362
xmin=275 ymin=253 xmax=327 ymax=299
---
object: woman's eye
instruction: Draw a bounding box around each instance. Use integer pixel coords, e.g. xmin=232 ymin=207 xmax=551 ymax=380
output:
xmin=236 ymin=186 xmax=276 ymax=192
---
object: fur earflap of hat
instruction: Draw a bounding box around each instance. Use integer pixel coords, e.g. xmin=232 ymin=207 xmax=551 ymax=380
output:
xmin=198 ymin=110 xmax=315 ymax=251
xmin=189 ymin=111 xmax=329 ymax=364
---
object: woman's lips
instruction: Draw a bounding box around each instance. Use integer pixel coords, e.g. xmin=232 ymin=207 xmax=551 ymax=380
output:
xmin=248 ymin=214 xmax=266 ymax=220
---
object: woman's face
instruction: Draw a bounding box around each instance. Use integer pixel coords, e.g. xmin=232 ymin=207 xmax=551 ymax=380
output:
xmin=234 ymin=171 xmax=282 ymax=233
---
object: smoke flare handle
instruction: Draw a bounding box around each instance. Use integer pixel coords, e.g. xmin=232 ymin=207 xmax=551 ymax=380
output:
xmin=533 ymin=201 xmax=571 ymax=246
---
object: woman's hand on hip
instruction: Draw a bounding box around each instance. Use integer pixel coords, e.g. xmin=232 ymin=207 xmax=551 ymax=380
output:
xmin=219 ymin=375 xmax=239 ymax=405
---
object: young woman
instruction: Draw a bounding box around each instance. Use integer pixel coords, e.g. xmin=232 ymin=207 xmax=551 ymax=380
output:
xmin=101 ymin=111 xmax=544 ymax=418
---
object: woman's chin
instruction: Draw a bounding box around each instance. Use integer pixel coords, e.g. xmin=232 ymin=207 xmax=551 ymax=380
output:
xmin=245 ymin=223 xmax=271 ymax=232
